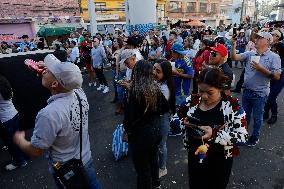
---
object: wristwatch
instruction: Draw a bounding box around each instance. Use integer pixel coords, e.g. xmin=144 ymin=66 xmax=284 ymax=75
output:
xmin=268 ymin=72 xmax=274 ymax=79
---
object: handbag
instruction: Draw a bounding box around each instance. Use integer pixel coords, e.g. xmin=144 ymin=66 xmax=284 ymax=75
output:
xmin=112 ymin=124 xmax=128 ymax=161
xmin=52 ymin=92 xmax=90 ymax=189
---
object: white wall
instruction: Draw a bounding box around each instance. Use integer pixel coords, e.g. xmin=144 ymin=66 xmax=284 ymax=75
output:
xmin=126 ymin=0 xmax=157 ymax=34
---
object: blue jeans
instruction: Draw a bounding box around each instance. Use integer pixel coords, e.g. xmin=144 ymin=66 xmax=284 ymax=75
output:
xmin=158 ymin=113 xmax=170 ymax=170
xmin=50 ymin=159 xmax=102 ymax=189
xmin=264 ymin=77 xmax=284 ymax=116
xmin=117 ymin=71 xmax=126 ymax=103
xmin=176 ymin=95 xmax=186 ymax=106
xmin=0 ymin=114 xmax=28 ymax=165
xmin=242 ymin=89 xmax=267 ymax=138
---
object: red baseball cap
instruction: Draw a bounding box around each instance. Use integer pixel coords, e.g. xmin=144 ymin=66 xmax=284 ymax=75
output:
xmin=210 ymin=43 xmax=228 ymax=57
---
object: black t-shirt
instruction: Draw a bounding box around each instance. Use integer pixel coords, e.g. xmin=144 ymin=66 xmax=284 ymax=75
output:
xmin=219 ymin=63 xmax=233 ymax=89
xmin=187 ymin=101 xmax=225 ymax=156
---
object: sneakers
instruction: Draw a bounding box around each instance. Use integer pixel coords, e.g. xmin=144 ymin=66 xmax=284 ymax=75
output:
xmin=97 ymin=85 xmax=104 ymax=91
xmin=102 ymin=86 xmax=110 ymax=94
xmin=5 ymin=161 xmax=27 ymax=171
xmin=159 ymin=168 xmax=167 ymax=178
xmin=89 ymin=82 xmax=97 ymax=87
xmin=246 ymin=136 xmax=259 ymax=147
xmin=267 ymin=115 xmax=277 ymax=125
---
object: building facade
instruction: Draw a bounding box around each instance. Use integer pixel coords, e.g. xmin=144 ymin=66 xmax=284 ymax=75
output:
xmin=80 ymin=0 xmax=167 ymax=23
xmin=165 ymin=0 xmax=231 ymax=26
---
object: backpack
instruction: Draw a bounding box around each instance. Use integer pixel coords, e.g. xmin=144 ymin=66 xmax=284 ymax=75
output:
xmin=112 ymin=124 xmax=128 ymax=161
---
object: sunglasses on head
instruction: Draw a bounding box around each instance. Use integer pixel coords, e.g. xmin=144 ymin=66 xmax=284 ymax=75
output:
xmin=210 ymin=51 xmax=217 ymax=57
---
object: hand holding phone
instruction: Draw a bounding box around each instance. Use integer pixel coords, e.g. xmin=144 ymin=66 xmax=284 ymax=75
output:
xmin=24 ymin=59 xmax=44 ymax=74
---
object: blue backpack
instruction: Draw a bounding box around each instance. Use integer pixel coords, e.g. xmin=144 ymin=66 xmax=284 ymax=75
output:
xmin=112 ymin=124 xmax=128 ymax=161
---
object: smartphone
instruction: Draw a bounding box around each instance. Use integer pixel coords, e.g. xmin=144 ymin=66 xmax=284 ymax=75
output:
xmin=186 ymin=116 xmax=201 ymax=126
xmin=24 ymin=59 xmax=44 ymax=74
xmin=233 ymin=28 xmax=237 ymax=35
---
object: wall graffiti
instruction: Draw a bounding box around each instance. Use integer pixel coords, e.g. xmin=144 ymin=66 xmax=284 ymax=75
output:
xmin=126 ymin=23 xmax=157 ymax=34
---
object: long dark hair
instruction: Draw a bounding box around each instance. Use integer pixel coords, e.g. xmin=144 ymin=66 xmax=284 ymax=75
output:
xmin=131 ymin=60 xmax=161 ymax=111
xmin=156 ymin=59 xmax=176 ymax=113
xmin=198 ymin=67 xmax=229 ymax=90
xmin=0 ymin=74 xmax=13 ymax=100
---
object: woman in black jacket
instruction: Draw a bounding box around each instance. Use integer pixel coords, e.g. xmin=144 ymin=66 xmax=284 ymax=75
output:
xmin=124 ymin=60 xmax=169 ymax=189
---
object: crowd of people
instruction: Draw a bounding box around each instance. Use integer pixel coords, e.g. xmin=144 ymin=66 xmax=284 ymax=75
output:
xmin=0 ymin=21 xmax=284 ymax=189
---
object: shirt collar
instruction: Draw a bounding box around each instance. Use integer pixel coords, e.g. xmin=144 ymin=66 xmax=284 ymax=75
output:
xmin=47 ymin=90 xmax=74 ymax=104
xmin=256 ymin=48 xmax=270 ymax=56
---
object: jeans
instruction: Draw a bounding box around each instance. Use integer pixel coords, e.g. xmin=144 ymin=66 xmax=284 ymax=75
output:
xmin=0 ymin=114 xmax=28 ymax=165
xmin=129 ymin=119 xmax=162 ymax=189
xmin=176 ymin=95 xmax=186 ymax=106
xmin=94 ymin=67 xmax=108 ymax=86
xmin=112 ymin=69 xmax=118 ymax=100
xmin=117 ymin=71 xmax=126 ymax=103
xmin=235 ymin=68 xmax=245 ymax=91
xmin=264 ymin=77 xmax=284 ymax=116
xmin=158 ymin=113 xmax=170 ymax=170
xmin=242 ymin=89 xmax=267 ymax=138
xmin=50 ymin=158 xmax=101 ymax=189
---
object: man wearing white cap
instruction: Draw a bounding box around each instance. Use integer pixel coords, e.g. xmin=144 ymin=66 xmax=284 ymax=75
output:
xmin=232 ymin=32 xmax=282 ymax=146
xmin=13 ymin=54 xmax=101 ymax=189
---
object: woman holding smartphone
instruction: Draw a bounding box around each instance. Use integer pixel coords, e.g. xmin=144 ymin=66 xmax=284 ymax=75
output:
xmin=179 ymin=68 xmax=248 ymax=189
xmin=153 ymin=60 xmax=176 ymax=178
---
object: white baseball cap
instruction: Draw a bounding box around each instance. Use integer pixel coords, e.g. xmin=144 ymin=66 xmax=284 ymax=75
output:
xmin=44 ymin=54 xmax=83 ymax=90
xmin=256 ymin=32 xmax=273 ymax=44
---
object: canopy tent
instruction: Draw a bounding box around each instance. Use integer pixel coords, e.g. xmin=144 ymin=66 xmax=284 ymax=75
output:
xmin=186 ymin=20 xmax=206 ymax=27
xmin=37 ymin=25 xmax=76 ymax=37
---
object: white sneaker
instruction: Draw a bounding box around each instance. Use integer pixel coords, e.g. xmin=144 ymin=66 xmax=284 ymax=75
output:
xmin=93 ymin=82 xmax=97 ymax=87
xmin=159 ymin=168 xmax=167 ymax=178
xmin=5 ymin=161 xmax=27 ymax=171
xmin=102 ymin=86 xmax=109 ymax=93
xmin=88 ymin=82 xmax=92 ymax=87
xmin=97 ymin=85 xmax=104 ymax=91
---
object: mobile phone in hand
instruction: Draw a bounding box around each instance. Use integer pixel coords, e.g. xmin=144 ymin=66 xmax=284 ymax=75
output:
xmin=24 ymin=59 xmax=44 ymax=74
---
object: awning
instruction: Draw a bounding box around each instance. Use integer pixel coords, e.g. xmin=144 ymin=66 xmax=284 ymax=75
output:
xmin=37 ymin=25 xmax=76 ymax=37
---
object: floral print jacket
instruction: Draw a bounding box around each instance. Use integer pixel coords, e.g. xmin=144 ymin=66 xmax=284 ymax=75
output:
xmin=176 ymin=94 xmax=248 ymax=159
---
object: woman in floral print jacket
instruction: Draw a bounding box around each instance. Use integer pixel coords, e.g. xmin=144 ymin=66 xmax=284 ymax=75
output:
xmin=177 ymin=67 xmax=248 ymax=189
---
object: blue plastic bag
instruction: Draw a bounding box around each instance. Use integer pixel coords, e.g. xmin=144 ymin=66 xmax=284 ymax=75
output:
xmin=112 ymin=124 xmax=128 ymax=161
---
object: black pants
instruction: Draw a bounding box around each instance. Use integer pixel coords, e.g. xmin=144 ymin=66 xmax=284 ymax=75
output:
xmin=94 ymin=67 xmax=108 ymax=86
xmin=0 ymin=114 xmax=28 ymax=165
xmin=129 ymin=123 xmax=162 ymax=189
xmin=192 ymin=73 xmax=199 ymax=94
xmin=235 ymin=68 xmax=245 ymax=91
xmin=187 ymin=144 xmax=233 ymax=189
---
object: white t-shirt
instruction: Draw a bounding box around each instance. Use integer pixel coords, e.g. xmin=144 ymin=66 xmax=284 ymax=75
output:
xmin=67 ymin=47 xmax=79 ymax=63
xmin=0 ymin=94 xmax=18 ymax=123
xmin=125 ymin=49 xmax=143 ymax=81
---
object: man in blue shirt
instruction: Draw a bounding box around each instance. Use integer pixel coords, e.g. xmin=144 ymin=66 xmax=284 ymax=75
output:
xmin=19 ymin=35 xmax=36 ymax=52
xmin=171 ymin=43 xmax=194 ymax=106
xmin=232 ymin=32 xmax=282 ymax=146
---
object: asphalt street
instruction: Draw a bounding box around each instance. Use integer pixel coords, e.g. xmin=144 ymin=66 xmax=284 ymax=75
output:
xmin=0 ymin=68 xmax=284 ymax=189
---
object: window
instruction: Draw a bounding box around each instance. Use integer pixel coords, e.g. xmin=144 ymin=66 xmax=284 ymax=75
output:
xmin=186 ymin=2 xmax=196 ymax=13
xmin=220 ymin=9 xmax=227 ymax=15
xmin=211 ymin=3 xmax=217 ymax=13
xmin=199 ymin=3 xmax=207 ymax=13
xmin=157 ymin=4 xmax=165 ymax=19
xmin=169 ymin=1 xmax=182 ymax=13
xmin=95 ymin=2 xmax=106 ymax=13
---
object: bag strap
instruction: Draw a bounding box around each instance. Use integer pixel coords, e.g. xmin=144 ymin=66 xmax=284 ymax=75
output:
xmin=74 ymin=92 xmax=83 ymax=161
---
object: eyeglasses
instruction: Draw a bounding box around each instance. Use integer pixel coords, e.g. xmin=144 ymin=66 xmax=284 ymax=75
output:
xmin=210 ymin=51 xmax=217 ymax=57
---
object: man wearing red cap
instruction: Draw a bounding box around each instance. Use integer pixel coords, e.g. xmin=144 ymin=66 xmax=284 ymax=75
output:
xmin=208 ymin=43 xmax=234 ymax=94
